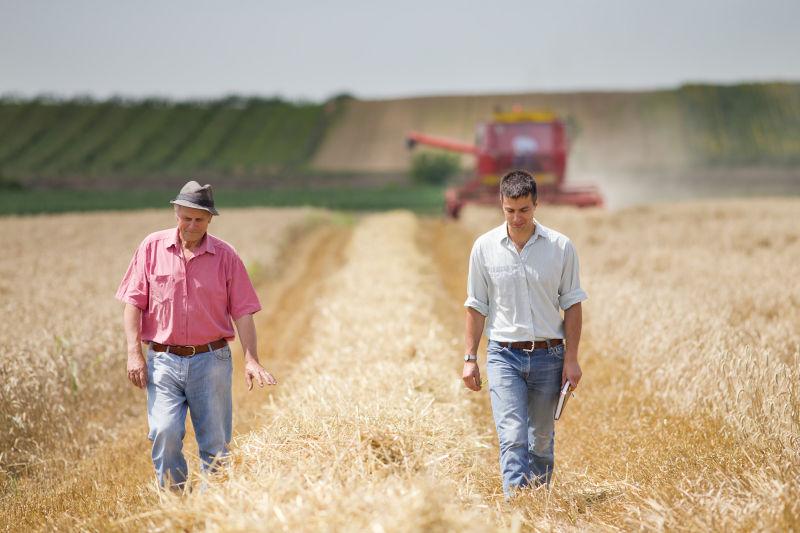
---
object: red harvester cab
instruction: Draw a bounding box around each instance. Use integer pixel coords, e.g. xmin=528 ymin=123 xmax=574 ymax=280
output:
xmin=406 ymin=110 xmax=603 ymax=217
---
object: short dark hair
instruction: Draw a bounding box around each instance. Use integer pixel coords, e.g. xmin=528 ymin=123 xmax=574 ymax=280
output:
xmin=500 ymin=170 xmax=537 ymax=200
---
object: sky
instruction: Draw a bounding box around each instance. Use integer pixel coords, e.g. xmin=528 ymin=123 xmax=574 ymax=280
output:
xmin=2 ymin=0 xmax=799 ymax=102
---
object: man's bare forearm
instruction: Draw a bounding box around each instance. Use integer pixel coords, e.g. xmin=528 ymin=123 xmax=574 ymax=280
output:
xmin=465 ymin=307 xmax=486 ymax=356
xmin=123 ymin=303 xmax=143 ymax=354
xmin=233 ymin=314 xmax=259 ymax=362
xmin=123 ymin=303 xmax=147 ymax=389
xmin=563 ymin=302 xmax=582 ymax=361
xmin=235 ymin=313 xmax=276 ymax=389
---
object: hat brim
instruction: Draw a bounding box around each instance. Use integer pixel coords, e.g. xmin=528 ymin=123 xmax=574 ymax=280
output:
xmin=170 ymin=199 xmax=219 ymax=216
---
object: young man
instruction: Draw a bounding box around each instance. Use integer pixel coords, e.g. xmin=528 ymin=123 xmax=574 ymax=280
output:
xmin=117 ymin=180 xmax=277 ymax=490
xmin=462 ymin=170 xmax=587 ymax=498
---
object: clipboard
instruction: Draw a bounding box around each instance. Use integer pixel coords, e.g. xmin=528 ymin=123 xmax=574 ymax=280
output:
xmin=554 ymin=381 xmax=574 ymax=420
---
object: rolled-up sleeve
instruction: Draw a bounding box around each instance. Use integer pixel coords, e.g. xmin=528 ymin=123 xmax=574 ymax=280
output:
xmin=227 ymin=254 xmax=262 ymax=320
xmin=464 ymin=241 xmax=490 ymax=316
xmin=116 ymin=241 xmax=149 ymax=310
xmin=558 ymin=240 xmax=588 ymax=310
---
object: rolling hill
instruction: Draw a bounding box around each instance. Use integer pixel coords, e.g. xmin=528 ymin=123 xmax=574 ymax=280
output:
xmin=1 ymin=83 xmax=798 ymax=206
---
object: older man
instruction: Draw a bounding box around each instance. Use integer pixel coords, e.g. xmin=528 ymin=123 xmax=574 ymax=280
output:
xmin=461 ymin=170 xmax=587 ymax=498
xmin=116 ymin=180 xmax=276 ymax=490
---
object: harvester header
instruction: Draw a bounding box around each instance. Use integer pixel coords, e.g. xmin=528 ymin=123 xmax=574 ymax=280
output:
xmin=406 ymin=108 xmax=604 ymax=217
xmin=491 ymin=110 xmax=557 ymax=123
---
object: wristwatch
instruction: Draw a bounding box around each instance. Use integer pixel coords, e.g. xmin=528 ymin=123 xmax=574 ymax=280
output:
xmin=464 ymin=354 xmax=477 ymax=362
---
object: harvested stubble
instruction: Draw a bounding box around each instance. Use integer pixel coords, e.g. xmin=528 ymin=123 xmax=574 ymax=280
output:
xmin=460 ymin=198 xmax=800 ymax=530
xmin=3 ymin=198 xmax=799 ymax=531
xmin=0 ymin=207 xmax=321 ymax=482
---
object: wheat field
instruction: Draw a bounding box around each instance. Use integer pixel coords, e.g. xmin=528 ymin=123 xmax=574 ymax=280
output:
xmin=1 ymin=199 xmax=798 ymax=531
xmin=0 ymin=207 xmax=324 ymax=527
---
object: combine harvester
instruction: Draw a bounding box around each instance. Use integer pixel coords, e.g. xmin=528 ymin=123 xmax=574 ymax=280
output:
xmin=406 ymin=109 xmax=604 ymax=217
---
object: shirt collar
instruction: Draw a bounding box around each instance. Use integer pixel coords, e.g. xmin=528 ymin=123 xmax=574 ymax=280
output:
xmin=496 ymin=219 xmax=544 ymax=247
xmin=492 ymin=223 xmax=508 ymax=242
xmin=167 ymin=228 xmax=216 ymax=255
xmin=201 ymin=233 xmax=215 ymax=255
xmin=167 ymin=228 xmax=180 ymax=250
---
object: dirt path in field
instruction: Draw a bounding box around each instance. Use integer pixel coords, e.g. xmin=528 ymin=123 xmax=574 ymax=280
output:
xmin=414 ymin=218 xmax=500 ymax=472
xmin=3 ymin=223 xmax=351 ymax=531
xmin=415 ymin=218 xmax=488 ymax=393
xmin=232 ymin=223 xmax=350 ymax=429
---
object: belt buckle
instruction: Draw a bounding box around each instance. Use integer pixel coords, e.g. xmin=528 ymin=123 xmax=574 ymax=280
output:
xmin=181 ymin=345 xmax=197 ymax=356
xmin=523 ymin=341 xmax=535 ymax=353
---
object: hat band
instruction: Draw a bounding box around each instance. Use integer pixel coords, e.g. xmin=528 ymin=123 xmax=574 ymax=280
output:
xmin=176 ymin=193 xmax=214 ymax=208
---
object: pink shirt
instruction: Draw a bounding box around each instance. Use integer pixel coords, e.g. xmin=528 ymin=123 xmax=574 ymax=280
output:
xmin=116 ymin=228 xmax=261 ymax=345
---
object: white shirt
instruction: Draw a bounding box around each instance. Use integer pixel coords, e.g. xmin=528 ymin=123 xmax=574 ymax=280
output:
xmin=464 ymin=220 xmax=587 ymax=342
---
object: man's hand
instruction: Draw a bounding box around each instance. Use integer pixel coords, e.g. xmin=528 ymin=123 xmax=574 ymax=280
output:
xmin=462 ymin=362 xmax=482 ymax=391
xmin=244 ymin=358 xmax=277 ymax=391
xmin=562 ymin=358 xmax=582 ymax=390
xmin=127 ymin=350 xmax=147 ymax=389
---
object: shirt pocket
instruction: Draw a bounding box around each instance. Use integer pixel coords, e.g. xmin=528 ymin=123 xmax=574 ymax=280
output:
xmin=486 ymin=265 xmax=518 ymax=301
xmin=150 ymin=274 xmax=174 ymax=305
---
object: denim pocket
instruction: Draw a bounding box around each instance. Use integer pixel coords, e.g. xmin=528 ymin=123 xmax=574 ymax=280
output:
xmin=486 ymin=341 xmax=507 ymax=364
xmin=549 ymin=344 xmax=565 ymax=360
xmin=214 ymin=345 xmax=232 ymax=361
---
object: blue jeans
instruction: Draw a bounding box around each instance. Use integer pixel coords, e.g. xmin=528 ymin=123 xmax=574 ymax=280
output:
xmin=486 ymin=340 xmax=564 ymax=496
xmin=146 ymin=343 xmax=233 ymax=489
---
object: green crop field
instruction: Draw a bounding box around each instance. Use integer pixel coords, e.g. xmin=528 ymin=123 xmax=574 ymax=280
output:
xmin=0 ymin=185 xmax=445 ymax=216
xmin=0 ymin=96 xmax=343 ymax=188
xmin=676 ymin=83 xmax=800 ymax=166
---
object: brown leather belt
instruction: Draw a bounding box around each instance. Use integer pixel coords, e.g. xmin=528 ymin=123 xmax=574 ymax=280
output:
xmin=151 ymin=338 xmax=228 ymax=357
xmin=498 ymin=339 xmax=563 ymax=351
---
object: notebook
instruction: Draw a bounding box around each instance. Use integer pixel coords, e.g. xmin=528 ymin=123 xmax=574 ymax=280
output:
xmin=554 ymin=381 xmax=574 ymax=420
